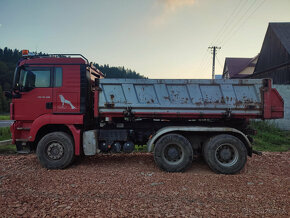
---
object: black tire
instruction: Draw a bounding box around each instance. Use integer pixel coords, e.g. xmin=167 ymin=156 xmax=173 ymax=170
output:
xmin=154 ymin=134 xmax=193 ymax=172
xmin=36 ymin=132 xmax=74 ymax=169
xmin=203 ymin=134 xmax=247 ymax=174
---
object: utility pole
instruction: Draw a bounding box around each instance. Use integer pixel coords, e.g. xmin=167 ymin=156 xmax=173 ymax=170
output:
xmin=208 ymin=46 xmax=221 ymax=79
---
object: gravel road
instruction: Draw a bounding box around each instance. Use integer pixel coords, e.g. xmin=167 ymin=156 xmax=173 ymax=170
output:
xmin=0 ymin=152 xmax=289 ymax=217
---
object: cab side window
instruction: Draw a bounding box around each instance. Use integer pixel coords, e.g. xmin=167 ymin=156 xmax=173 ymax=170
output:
xmin=19 ymin=68 xmax=51 ymax=91
xmin=54 ymin=68 xmax=62 ymax=87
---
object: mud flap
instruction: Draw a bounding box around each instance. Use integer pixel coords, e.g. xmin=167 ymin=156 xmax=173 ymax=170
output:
xmin=83 ymin=130 xmax=99 ymax=155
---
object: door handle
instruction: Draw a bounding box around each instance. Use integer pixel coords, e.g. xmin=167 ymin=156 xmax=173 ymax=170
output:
xmin=46 ymin=102 xmax=53 ymax=109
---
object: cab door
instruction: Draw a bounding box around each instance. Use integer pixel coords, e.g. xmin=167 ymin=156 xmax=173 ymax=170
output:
xmin=52 ymin=65 xmax=81 ymax=114
xmin=13 ymin=67 xmax=53 ymax=121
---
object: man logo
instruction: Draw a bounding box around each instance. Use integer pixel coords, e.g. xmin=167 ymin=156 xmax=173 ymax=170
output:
xmin=59 ymin=95 xmax=76 ymax=109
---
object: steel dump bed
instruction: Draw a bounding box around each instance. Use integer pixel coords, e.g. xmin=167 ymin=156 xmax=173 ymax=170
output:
xmin=96 ymin=78 xmax=283 ymax=119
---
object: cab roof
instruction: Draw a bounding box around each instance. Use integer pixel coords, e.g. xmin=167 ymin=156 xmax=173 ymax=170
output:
xmin=19 ymin=57 xmax=87 ymax=66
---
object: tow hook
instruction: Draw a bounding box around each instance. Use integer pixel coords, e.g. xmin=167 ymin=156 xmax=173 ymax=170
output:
xmin=253 ymin=150 xmax=262 ymax=156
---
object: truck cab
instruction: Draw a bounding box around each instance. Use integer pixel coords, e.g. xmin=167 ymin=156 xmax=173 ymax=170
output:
xmin=10 ymin=51 xmax=102 ymax=156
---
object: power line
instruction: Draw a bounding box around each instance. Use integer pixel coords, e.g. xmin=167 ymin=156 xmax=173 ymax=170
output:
xmin=214 ymin=0 xmax=252 ymax=46
xmin=221 ymin=0 xmax=266 ymax=48
xmin=216 ymin=56 xmax=223 ymax=69
xmin=204 ymin=57 xmax=212 ymax=76
xmin=211 ymin=0 xmax=247 ymax=46
xmin=201 ymin=1 xmax=249 ymax=77
xmin=199 ymin=48 xmax=211 ymax=72
xmin=203 ymin=0 xmax=266 ymax=79
xmin=219 ymin=0 xmax=259 ymax=46
xmin=198 ymin=49 xmax=210 ymax=72
xmin=216 ymin=55 xmax=224 ymax=75
xmin=200 ymin=1 xmax=245 ymax=76
xmin=200 ymin=50 xmax=212 ymax=76
xmin=202 ymin=57 xmax=212 ymax=77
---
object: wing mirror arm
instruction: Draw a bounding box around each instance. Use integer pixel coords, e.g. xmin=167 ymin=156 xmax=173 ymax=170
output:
xmin=4 ymin=90 xmax=21 ymax=99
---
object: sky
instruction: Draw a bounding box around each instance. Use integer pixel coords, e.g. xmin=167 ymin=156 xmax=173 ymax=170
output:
xmin=0 ymin=0 xmax=289 ymax=79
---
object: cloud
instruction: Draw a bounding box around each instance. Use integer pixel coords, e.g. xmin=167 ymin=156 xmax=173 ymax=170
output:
xmin=152 ymin=0 xmax=196 ymax=26
xmin=0 ymin=24 xmax=2 ymax=28
xmin=162 ymin=0 xmax=196 ymax=13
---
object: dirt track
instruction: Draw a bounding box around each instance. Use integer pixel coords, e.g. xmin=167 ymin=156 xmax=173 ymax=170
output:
xmin=0 ymin=152 xmax=289 ymax=217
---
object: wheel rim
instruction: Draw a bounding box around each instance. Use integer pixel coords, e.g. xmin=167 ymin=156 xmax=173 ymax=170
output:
xmin=215 ymin=143 xmax=238 ymax=167
xmin=162 ymin=144 xmax=184 ymax=165
xmin=46 ymin=142 xmax=64 ymax=160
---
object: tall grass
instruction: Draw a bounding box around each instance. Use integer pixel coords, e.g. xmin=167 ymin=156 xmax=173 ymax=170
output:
xmin=251 ymin=121 xmax=290 ymax=152
xmin=0 ymin=127 xmax=14 ymax=154
xmin=0 ymin=127 xmax=11 ymax=141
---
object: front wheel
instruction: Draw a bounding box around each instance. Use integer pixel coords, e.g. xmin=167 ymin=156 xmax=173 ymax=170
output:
xmin=203 ymin=134 xmax=247 ymax=174
xmin=36 ymin=132 xmax=74 ymax=169
xmin=154 ymin=134 xmax=193 ymax=172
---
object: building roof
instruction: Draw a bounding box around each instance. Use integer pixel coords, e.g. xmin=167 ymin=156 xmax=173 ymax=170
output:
xmin=269 ymin=22 xmax=290 ymax=54
xmin=224 ymin=57 xmax=252 ymax=78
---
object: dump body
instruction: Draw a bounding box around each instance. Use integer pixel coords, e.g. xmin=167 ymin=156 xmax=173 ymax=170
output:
xmin=97 ymin=78 xmax=283 ymax=119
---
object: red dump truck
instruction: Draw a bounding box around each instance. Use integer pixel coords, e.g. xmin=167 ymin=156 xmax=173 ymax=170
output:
xmin=8 ymin=51 xmax=284 ymax=174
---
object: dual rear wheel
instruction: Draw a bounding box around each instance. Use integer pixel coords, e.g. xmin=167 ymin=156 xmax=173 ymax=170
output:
xmin=153 ymin=133 xmax=247 ymax=174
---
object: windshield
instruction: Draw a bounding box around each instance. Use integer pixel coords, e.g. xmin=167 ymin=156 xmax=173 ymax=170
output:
xmin=14 ymin=67 xmax=51 ymax=91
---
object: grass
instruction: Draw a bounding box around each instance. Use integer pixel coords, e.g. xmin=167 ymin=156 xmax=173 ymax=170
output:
xmin=0 ymin=127 xmax=11 ymax=141
xmin=0 ymin=127 xmax=15 ymax=154
xmin=250 ymin=121 xmax=290 ymax=152
xmin=135 ymin=144 xmax=147 ymax=152
xmin=0 ymin=115 xmax=10 ymax=120
xmin=0 ymin=144 xmax=16 ymax=154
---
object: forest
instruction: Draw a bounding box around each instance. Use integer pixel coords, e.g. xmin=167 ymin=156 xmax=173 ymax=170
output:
xmin=0 ymin=47 xmax=145 ymax=113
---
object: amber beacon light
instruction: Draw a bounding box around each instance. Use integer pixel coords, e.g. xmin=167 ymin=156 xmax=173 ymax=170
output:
xmin=22 ymin=49 xmax=29 ymax=56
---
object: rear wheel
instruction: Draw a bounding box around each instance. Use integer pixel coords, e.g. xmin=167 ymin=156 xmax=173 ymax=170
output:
xmin=203 ymin=134 xmax=247 ymax=174
xmin=154 ymin=134 xmax=193 ymax=172
xmin=36 ymin=132 xmax=74 ymax=169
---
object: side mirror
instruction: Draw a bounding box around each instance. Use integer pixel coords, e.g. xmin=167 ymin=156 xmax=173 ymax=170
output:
xmin=13 ymin=91 xmax=22 ymax=98
xmin=4 ymin=91 xmax=12 ymax=99
xmin=9 ymin=89 xmax=22 ymax=99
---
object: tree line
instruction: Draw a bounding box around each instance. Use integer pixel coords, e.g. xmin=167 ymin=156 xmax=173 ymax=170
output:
xmin=0 ymin=47 xmax=146 ymax=113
